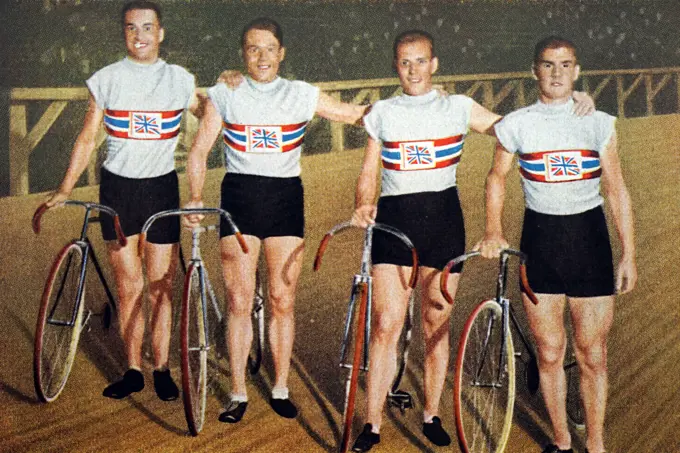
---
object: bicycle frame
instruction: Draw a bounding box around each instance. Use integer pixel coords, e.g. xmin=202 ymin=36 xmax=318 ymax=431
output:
xmin=33 ymin=201 xmax=126 ymax=328
xmin=32 ymin=200 xmax=126 ymax=402
xmin=140 ymin=208 xmax=247 ymax=352
xmin=315 ymin=221 xmax=418 ymax=370
xmin=441 ymin=250 xmax=539 ymax=388
xmin=314 ymin=220 xmax=419 ymax=453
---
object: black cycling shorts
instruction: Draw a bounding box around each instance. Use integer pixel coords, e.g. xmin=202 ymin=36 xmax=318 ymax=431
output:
xmin=99 ymin=167 xmax=180 ymax=244
xmin=372 ymin=186 xmax=465 ymax=272
xmin=520 ymin=206 xmax=615 ymax=297
xmin=219 ymin=173 xmax=304 ymax=240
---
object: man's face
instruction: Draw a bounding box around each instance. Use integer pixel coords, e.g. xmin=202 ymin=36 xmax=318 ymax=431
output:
xmin=533 ymin=46 xmax=580 ymax=103
xmin=124 ymin=8 xmax=164 ymax=64
xmin=242 ymin=29 xmax=285 ymax=83
xmin=394 ymin=39 xmax=438 ymax=96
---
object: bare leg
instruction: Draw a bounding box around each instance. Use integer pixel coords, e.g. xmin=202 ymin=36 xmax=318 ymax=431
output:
xmin=421 ymin=268 xmax=458 ymax=419
xmin=107 ymin=236 xmax=145 ymax=370
xmin=221 ymin=235 xmax=260 ymax=398
xmin=145 ymin=242 xmax=178 ymax=369
xmin=569 ymin=296 xmax=614 ymax=453
xmin=523 ymin=292 xmax=571 ymax=450
xmin=263 ymin=236 xmax=304 ymax=391
xmin=364 ymin=264 xmax=411 ymax=432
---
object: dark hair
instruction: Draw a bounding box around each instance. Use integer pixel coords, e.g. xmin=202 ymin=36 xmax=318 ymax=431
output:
xmin=121 ymin=1 xmax=163 ymax=28
xmin=241 ymin=17 xmax=284 ymax=48
xmin=533 ymin=36 xmax=578 ymax=64
xmin=393 ymin=29 xmax=435 ymax=59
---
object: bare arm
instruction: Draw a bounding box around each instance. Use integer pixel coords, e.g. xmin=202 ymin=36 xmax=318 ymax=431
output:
xmin=184 ymin=101 xmax=223 ymax=225
xmin=316 ymin=91 xmax=370 ymax=126
xmin=476 ymin=143 xmax=515 ymax=258
xmin=468 ymin=100 xmax=502 ymax=136
xmin=351 ymin=137 xmax=382 ymax=227
xmin=187 ymin=89 xmax=208 ymax=119
xmin=46 ymin=95 xmax=103 ymax=207
xmin=600 ymin=133 xmax=637 ymax=294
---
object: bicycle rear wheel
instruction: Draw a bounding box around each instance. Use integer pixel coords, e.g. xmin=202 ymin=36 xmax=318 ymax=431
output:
xmin=340 ymin=282 xmax=369 ymax=453
xmin=34 ymin=243 xmax=86 ymax=403
xmin=454 ymin=300 xmax=516 ymax=453
xmin=248 ymin=271 xmax=265 ymax=375
xmin=181 ymin=263 xmax=208 ymax=436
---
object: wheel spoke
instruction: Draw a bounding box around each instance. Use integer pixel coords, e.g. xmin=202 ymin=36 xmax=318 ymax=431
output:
xmin=455 ymin=300 xmax=515 ymax=453
xmin=34 ymin=244 xmax=85 ymax=402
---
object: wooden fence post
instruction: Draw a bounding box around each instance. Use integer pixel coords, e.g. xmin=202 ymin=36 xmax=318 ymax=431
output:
xmin=9 ymin=104 xmax=29 ymax=196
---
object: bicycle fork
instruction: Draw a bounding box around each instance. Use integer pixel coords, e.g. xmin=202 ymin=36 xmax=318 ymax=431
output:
xmin=339 ymin=274 xmax=372 ymax=372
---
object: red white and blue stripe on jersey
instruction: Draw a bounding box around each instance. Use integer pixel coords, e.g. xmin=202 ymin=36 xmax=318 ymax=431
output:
xmin=381 ymin=135 xmax=464 ymax=171
xmin=222 ymin=121 xmax=308 ymax=153
xmin=519 ymin=149 xmax=601 ymax=183
xmin=104 ymin=109 xmax=183 ymax=140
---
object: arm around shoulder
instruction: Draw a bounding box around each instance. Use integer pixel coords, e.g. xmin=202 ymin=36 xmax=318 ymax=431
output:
xmin=316 ymin=91 xmax=370 ymax=126
xmin=468 ymin=100 xmax=502 ymax=136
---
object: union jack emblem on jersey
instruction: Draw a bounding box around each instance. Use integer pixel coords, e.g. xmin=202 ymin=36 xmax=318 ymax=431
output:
xmin=250 ymin=127 xmax=282 ymax=151
xmin=104 ymin=109 xmax=183 ymax=140
xmin=222 ymin=121 xmax=308 ymax=153
xmin=519 ymin=149 xmax=601 ymax=183
xmin=381 ymin=135 xmax=464 ymax=171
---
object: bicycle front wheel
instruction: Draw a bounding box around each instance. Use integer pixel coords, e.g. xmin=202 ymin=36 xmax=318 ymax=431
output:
xmin=340 ymin=282 xmax=369 ymax=453
xmin=454 ymin=300 xmax=516 ymax=453
xmin=34 ymin=242 xmax=86 ymax=403
xmin=181 ymin=263 xmax=208 ymax=436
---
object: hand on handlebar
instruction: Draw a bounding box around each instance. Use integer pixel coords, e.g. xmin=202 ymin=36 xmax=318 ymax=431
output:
xmin=474 ymin=232 xmax=509 ymax=259
xmin=44 ymin=191 xmax=69 ymax=209
xmin=351 ymin=205 xmax=377 ymax=228
xmin=182 ymin=200 xmax=205 ymax=229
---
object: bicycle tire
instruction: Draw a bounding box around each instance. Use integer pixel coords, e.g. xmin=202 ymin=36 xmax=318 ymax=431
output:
xmin=565 ymin=351 xmax=585 ymax=430
xmin=340 ymin=282 xmax=369 ymax=453
xmin=248 ymin=271 xmax=265 ymax=375
xmin=181 ymin=263 xmax=208 ymax=436
xmin=34 ymin=242 xmax=86 ymax=403
xmin=391 ymin=292 xmax=414 ymax=392
xmin=454 ymin=299 xmax=516 ymax=453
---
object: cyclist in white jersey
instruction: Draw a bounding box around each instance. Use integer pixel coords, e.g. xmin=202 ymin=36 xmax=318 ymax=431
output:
xmin=184 ymin=17 xmax=369 ymax=424
xmin=45 ymin=1 xmax=203 ymax=401
xmin=477 ymin=36 xmax=637 ymax=453
xmin=350 ymin=30 xmax=596 ymax=452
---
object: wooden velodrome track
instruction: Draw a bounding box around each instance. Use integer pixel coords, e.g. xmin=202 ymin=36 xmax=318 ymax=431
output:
xmin=1 ymin=114 xmax=679 ymax=453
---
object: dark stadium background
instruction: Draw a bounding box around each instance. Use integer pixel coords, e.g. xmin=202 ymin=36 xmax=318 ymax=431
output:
xmin=1 ymin=0 xmax=678 ymax=195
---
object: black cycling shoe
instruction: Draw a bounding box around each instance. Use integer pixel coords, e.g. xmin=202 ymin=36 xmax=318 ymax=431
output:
xmin=351 ymin=424 xmax=380 ymax=452
xmin=542 ymin=445 xmax=574 ymax=453
xmin=153 ymin=369 xmax=179 ymax=401
xmin=218 ymin=401 xmax=248 ymax=423
xmin=269 ymin=397 xmax=298 ymax=418
xmin=423 ymin=416 xmax=451 ymax=446
xmin=103 ymin=369 xmax=144 ymax=399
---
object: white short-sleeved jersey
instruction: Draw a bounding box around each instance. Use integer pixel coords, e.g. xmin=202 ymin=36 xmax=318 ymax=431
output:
xmin=208 ymin=76 xmax=320 ymax=178
xmin=495 ymin=99 xmax=616 ymax=215
xmin=363 ymin=90 xmax=473 ymax=197
xmin=87 ymin=58 xmax=196 ymax=179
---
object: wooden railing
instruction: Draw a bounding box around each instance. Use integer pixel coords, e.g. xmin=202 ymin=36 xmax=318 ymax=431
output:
xmin=8 ymin=67 xmax=680 ymax=196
